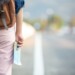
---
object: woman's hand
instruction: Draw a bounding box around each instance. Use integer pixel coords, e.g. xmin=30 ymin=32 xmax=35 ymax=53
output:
xmin=16 ymin=8 xmax=24 ymax=47
xmin=16 ymin=32 xmax=24 ymax=47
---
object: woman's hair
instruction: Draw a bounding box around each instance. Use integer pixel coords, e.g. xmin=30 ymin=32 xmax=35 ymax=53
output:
xmin=0 ymin=0 xmax=10 ymax=6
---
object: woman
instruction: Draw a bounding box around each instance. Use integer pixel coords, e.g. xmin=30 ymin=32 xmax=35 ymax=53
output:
xmin=0 ymin=0 xmax=25 ymax=75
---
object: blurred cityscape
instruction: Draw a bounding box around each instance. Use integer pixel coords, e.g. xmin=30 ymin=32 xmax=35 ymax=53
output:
xmin=13 ymin=0 xmax=75 ymax=75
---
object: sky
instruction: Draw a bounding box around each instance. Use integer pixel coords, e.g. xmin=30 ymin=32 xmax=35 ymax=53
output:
xmin=24 ymin=0 xmax=75 ymax=21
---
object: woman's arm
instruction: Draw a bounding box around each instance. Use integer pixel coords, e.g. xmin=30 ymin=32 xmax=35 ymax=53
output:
xmin=16 ymin=8 xmax=23 ymax=34
xmin=16 ymin=8 xmax=24 ymax=46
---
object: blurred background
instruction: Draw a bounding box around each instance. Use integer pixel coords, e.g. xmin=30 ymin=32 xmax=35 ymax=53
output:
xmin=13 ymin=0 xmax=75 ymax=75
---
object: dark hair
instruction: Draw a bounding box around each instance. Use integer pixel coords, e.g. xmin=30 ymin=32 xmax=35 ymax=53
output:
xmin=0 ymin=0 xmax=10 ymax=6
